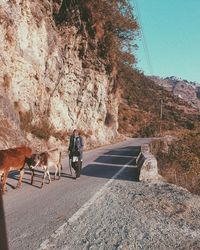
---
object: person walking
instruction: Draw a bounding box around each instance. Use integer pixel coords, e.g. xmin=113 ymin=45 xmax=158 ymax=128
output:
xmin=68 ymin=129 xmax=84 ymax=178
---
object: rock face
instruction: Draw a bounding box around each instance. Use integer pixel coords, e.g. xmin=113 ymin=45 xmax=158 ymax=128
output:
xmin=150 ymin=76 xmax=200 ymax=110
xmin=0 ymin=95 xmax=26 ymax=148
xmin=0 ymin=0 xmax=119 ymax=149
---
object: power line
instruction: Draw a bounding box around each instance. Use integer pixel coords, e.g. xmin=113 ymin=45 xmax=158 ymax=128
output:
xmin=133 ymin=0 xmax=165 ymax=134
xmin=133 ymin=0 xmax=154 ymax=75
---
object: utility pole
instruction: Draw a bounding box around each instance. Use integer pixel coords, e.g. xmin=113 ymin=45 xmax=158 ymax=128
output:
xmin=159 ymin=99 xmax=163 ymax=134
xmin=160 ymin=99 xmax=163 ymax=120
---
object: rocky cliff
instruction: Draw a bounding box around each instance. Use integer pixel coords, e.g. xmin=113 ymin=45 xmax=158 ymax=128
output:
xmin=0 ymin=0 xmax=120 ymax=150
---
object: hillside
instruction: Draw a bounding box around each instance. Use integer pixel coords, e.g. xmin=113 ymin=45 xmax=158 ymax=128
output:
xmin=118 ymin=70 xmax=200 ymax=137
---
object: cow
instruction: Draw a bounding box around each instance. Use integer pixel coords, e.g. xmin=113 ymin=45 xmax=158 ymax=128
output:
xmin=0 ymin=147 xmax=32 ymax=193
xmin=28 ymin=149 xmax=62 ymax=188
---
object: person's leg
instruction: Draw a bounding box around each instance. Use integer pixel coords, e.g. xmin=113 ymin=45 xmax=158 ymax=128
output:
xmin=76 ymin=152 xmax=82 ymax=178
xmin=80 ymin=151 xmax=83 ymax=161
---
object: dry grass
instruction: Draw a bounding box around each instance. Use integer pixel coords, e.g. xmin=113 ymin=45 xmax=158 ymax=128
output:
xmin=5 ymin=26 xmax=14 ymax=44
xmin=9 ymin=0 xmax=17 ymax=4
xmin=161 ymin=165 xmax=200 ymax=195
xmin=152 ymin=133 xmax=200 ymax=195
xmin=19 ymin=111 xmax=65 ymax=141
xmin=105 ymin=112 xmax=115 ymax=127
xmin=3 ymin=73 xmax=11 ymax=89
xmin=118 ymin=70 xmax=199 ymax=137
xmin=118 ymin=102 xmax=152 ymax=136
xmin=30 ymin=121 xmax=53 ymax=140
xmin=53 ymin=130 xmax=71 ymax=141
xmin=19 ymin=111 xmax=94 ymax=142
xmin=79 ymin=129 xmax=93 ymax=138
xmin=30 ymin=3 xmax=43 ymax=25
xmin=19 ymin=110 xmax=33 ymax=131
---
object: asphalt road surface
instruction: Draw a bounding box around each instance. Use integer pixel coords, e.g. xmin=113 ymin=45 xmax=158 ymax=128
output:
xmin=2 ymin=138 xmax=150 ymax=250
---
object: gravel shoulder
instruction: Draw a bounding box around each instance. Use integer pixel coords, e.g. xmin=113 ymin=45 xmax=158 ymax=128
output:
xmin=40 ymin=173 xmax=200 ymax=250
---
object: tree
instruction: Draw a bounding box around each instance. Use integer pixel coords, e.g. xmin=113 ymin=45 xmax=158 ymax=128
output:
xmin=54 ymin=0 xmax=139 ymax=75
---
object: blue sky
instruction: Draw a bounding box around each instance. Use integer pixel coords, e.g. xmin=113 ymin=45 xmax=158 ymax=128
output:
xmin=130 ymin=0 xmax=200 ymax=83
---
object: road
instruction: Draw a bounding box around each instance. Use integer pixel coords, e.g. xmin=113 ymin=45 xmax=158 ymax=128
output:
xmin=2 ymin=138 xmax=150 ymax=250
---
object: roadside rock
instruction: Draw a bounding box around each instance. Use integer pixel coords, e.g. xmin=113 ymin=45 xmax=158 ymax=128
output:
xmin=137 ymin=144 xmax=163 ymax=182
xmin=138 ymin=153 xmax=160 ymax=182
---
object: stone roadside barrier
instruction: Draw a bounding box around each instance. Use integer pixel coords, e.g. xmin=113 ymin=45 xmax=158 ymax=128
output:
xmin=136 ymin=143 xmax=163 ymax=182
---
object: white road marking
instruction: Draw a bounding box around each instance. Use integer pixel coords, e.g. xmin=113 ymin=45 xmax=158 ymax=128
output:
xmin=38 ymin=158 xmax=134 ymax=250
xmin=92 ymin=162 xmax=137 ymax=168
xmin=103 ymin=154 xmax=136 ymax=158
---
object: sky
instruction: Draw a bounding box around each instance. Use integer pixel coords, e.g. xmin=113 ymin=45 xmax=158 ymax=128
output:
xmin=130 ymin=0 xmax=200 ymax=83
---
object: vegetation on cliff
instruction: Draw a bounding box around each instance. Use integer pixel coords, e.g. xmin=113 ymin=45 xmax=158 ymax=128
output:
xmin=53 ymin=0 xmax=139 ymax=79
xmin=54 ymin=1 xmax=199 ymax=138
xmin=152 ymin=132 xmax=200 ymax=195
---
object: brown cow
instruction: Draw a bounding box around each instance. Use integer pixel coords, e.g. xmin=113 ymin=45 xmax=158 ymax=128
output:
xmin=0 ymin=147 xmax=32 ymax=193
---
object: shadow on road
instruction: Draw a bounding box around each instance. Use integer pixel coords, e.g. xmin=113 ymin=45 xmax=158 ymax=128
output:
xmin=102 ymin=146 xmax=141 ymax=157
xmin=82 ymin=146 xmax=140 ymax=182
xmin=61 ymin=173 xmax=74 ymax=179
xmin=3 ymin=145 xmax=141 ymax=190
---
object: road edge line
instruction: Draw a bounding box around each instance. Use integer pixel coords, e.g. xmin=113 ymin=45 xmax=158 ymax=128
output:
xmin=38 ymin=158 xmax=134 ymax=250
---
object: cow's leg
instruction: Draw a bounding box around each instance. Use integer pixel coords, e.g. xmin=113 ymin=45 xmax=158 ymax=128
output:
xmin=41 ymin=166 xmax=51 ymax=187
xmin=1 ymin=169 xmax=9 ymax=193
xmin=55 ymin=163 xmax=61 ymax=180
xmin=16 ymin=168 xmax=24 ymax=189
xmin=1 ymin=172 xmax=4 ymax=185
xmin=31 ymin=169 xmax=34 ymax=185
xmin=41 ymin=167 xmax=47 ymax=188
xmin=47 ymin=168 xmax=51 ymax=184
xmin=58 ymin=163 xmax=61 ymax=180
xmin=54 ymin=165 xmax=58 ymax=180
xmin=0 ymin=172 xmax=4 ymax=182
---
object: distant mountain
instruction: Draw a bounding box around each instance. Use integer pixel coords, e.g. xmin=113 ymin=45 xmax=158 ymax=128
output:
xmin=149 ymin=76 xmax=200 ymax=110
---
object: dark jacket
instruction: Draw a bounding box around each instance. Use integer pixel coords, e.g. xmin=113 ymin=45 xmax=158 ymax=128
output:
xmin=68 ymin=135 xmax=84 ymax=158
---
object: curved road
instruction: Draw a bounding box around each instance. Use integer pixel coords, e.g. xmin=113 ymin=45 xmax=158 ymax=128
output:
xmin=2 ymin=138 xmax=150 ymax=250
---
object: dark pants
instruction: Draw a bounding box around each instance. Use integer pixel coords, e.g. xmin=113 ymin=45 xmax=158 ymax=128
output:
xmin=69 ymin=150 xmax=83 ymax=160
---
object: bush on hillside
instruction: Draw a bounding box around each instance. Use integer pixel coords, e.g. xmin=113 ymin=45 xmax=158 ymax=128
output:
xmin=118 ymin=66 xmax=199 ymax=137
xmin=154 ymin=132 xmax=200 ymax=194
xmin=54 ymin=0 xmax=139 ymax=76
